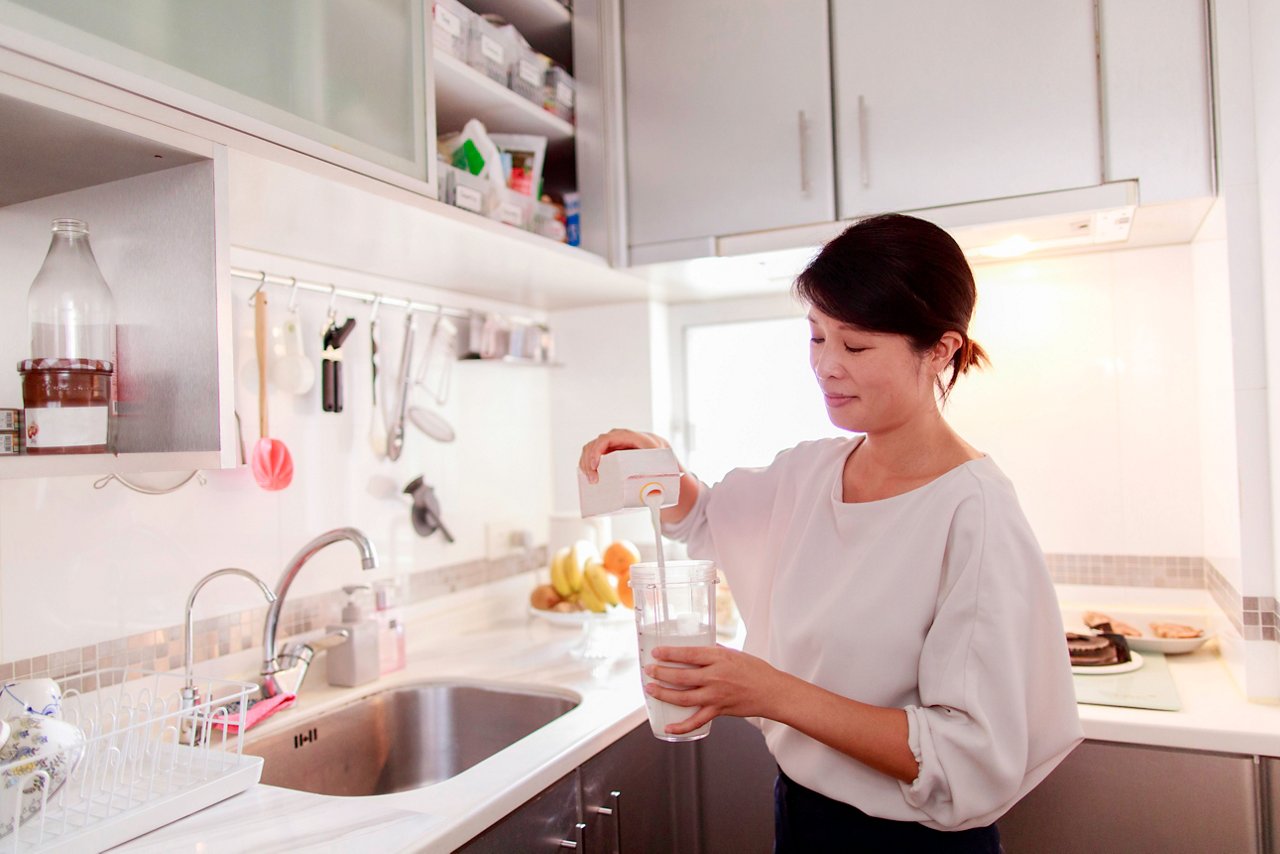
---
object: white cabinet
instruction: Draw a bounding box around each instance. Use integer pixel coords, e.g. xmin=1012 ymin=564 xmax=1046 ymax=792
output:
xmin=0 ymin=0 xmax=430 ymax=183
xmin=0 ymin=58 xmax=232 ymax=478
xmin=831 ymin=0 xmax=1101 ymax=219
xmin=621 ymin=0 xmax=836 ymax=261
xmin=1098 ymin=0 xmax=1214 ymax=204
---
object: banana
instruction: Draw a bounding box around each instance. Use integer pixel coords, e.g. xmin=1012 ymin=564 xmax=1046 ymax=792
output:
xmin=578 ymin=577 xmax=607 ymax=613
xmin=550 ymin=546 xmax=574 ymax=598
xmin=583 ymin=558 xmax=619 ymax=607
xmin=565 ymin=539 xmax=597 ymax=593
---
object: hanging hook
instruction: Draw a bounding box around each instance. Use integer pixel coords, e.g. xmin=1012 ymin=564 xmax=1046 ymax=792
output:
xmin=287 ymin=278 xmax=300 ymax=312
xmin=247 ymin=272 xmax=267 ymax=306
xmin=369 ymin=294 xmax=383 ymax=322
xmin=326 ymin=284 xmax=339 ymax=321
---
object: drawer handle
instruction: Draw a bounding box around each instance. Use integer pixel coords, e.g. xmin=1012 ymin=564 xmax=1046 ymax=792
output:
xmin=595 ymin=790 xmax=622 ymax=853
xmin=559 ymin=822 xmax=587 ymax=849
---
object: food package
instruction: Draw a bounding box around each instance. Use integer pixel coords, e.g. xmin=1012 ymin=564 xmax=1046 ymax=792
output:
xmin=439 ymin=119 xmax=506 ymax=189
xmin=489 ymin=133 xmax=547 ymax=197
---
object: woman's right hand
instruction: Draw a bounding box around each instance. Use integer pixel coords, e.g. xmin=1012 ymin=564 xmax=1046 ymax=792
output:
xmin=578 ymin=428 xmax=676 ymax=484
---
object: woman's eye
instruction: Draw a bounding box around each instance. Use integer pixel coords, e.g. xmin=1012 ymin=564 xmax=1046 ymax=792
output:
xmin=809 ymin=337 xmax=824 ymax=345
xmin=844 ymin=346 xmax=866 ymax=354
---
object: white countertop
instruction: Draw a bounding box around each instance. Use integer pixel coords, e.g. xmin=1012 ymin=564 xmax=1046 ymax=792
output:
xmin=112 ymin=573 xmax=1280 ymax=853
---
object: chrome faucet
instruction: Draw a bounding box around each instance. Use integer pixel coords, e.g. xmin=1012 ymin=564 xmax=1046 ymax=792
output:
xmin=260 ymin=527 xmax=379 ymax=697
xmin=179 ymin=568 xmax=276 ymax=743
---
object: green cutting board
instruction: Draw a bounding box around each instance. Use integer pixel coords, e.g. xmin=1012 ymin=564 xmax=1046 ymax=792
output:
xmin=1072 ymin=650 xmax=1182 ymax=711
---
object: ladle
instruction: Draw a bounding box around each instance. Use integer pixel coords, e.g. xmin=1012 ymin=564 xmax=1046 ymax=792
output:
xmin=251 ymin=289 xmax=294 ymax=490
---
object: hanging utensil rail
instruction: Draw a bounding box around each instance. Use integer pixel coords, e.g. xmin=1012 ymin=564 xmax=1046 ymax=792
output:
xmin=230 ymin=268 xmax=540 ymax=325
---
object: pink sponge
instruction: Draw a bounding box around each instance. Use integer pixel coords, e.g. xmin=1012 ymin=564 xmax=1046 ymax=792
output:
xmin=211 ymin=692 xmax=296 ymax=733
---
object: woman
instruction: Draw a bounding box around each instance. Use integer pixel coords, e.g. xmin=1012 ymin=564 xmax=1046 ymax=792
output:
xmin=579 ymin=214 xmax=1081 ymax=851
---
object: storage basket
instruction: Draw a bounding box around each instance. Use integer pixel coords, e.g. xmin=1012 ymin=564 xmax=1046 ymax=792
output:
xmin=510 ymin=47 xmax=549 ymax=105
xmin=0 ymin=667 xmax=260 ymax=852
xmin=432 ymin=0 xmax=475 ymax=60
xmin=545 ymin=67 xmax=576 ymax=123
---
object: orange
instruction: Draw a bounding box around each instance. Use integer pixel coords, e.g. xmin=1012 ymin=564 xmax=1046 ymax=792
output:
xmin=602 ymin=540 xmax=641 ymax=577
xmin=617 ymin=566 xmax=634 ymax=608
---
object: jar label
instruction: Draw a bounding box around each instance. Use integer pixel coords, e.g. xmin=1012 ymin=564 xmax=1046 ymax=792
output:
xmin=455 ymin=185 xmax=484 ymax=213
xmin=498 ymin=202 xmax=524 ymax=226
xmin=481 ymin=35 xmax=504 ymax=64
xmin=556 ymin=81 xmax=574 ymax=107
xmin=435 ymin=5 xmax=461 ymax=37
xmin=24 ymin=406 xmax=108 ymax=449
xmin=518 ymin=60 xmax=541 ymax=87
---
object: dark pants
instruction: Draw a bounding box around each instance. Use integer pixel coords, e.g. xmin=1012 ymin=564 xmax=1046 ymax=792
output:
xmin=774 ymin=768 xmax=1002 ymax=853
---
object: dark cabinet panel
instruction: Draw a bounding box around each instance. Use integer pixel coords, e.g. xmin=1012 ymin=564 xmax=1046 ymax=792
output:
xmin=697 ymin=717 xmax=776 ymax=854
xmin=999 ymin=741 xmax=1261 ymax=854
xmin=581 ymin=722 xmax=700 ymax=853
xmin=456 ymin=770 xmax=582 ymax=853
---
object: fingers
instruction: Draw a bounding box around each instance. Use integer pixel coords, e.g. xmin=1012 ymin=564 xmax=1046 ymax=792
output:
xmin=578 ymin=429 xmax=665 ymax=483
xmin=665 ymin=706 xmax=718 ymax=735
xmin=652 ymin=645 xmax=719 ymax=665
xmin=646 ymin=664 xmax=700 ymax=687
xmin=645 ymin=681 xmax=706 ymax=708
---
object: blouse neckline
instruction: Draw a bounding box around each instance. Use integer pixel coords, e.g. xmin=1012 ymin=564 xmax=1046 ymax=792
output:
xmin=831 ymin=435 xmax=988 ymax=507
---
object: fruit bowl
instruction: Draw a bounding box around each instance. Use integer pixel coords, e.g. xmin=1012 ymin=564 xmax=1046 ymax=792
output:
xmin=528 ymin=604 xmax=631 ymax=627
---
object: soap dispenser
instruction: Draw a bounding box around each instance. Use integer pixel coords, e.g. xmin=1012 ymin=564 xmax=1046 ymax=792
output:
xmin=326 ymin=584 xmax=380 ymax=687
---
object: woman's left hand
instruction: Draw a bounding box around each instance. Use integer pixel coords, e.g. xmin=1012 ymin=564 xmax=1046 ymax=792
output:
xmin=644 ymin=645 xmax=790 ymax=736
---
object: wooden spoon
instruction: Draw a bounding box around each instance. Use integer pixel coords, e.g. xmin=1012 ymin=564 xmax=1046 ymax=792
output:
xmin=252 ymin=290 xmax=293 ymax=490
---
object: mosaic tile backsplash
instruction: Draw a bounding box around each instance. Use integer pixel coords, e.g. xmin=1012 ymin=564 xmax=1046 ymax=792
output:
xmin=0 ymin=546 xmax=546 ymax=686
xmin=3 ymin=549 xmax=1273 ymax=684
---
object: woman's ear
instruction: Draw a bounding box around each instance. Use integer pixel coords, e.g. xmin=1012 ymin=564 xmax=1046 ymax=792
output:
xmin=931 ymin=331 xmax=964 ymax=373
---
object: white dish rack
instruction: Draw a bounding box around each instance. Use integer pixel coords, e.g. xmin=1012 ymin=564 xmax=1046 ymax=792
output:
xmin=1 ymin=667 xmax=262 ymax=853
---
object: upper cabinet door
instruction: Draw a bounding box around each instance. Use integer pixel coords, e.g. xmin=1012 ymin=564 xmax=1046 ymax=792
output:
xmin=622 ymin=0 xmax=835 ymax=253
xmin=1 ymin=0 xmax=428 ymax=182
xmin=832 ymin=0 xmax=1101 ymax=219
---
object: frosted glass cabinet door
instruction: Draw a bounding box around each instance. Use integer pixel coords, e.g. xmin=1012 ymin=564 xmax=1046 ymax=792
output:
xmin=3 ymin=0 xmax=427 ymax=180
xmin=831 ymin=0 xmax=1101 ymax=218
xmin=622 ymin=0 xmax=835 ymax=252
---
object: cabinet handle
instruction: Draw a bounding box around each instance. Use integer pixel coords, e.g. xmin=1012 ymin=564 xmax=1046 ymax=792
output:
xmin=857 ymin=95 xmax=870 ymax=189
xmin=595 ymin=790 xmax=622 ymax=854
xmin=797 ymin=110 xmax=811 ymax=195
xmin=559 ymin=822 xmax=587 ymax=849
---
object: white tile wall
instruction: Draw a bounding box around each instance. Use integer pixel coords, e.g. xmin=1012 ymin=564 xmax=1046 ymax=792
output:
xmin=948 ymin=246 xmax=1205 ymax=557
xmin=0 ymin=250 xmax=555 ymax=662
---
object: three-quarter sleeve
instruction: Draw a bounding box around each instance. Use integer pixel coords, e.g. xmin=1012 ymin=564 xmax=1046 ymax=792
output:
xmin=898 ymin=483 xmax=1083 ymax=830
xmin=659 ymin=443 xmax=819 ymax=633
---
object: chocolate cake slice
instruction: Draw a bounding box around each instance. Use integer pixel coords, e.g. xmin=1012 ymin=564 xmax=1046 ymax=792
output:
xmin=1067 ymin=630 xmax=1132 ymax=667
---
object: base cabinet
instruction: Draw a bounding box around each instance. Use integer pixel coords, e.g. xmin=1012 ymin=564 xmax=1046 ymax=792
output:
xmin=455 ymin=770 xmax=584 ymax=853
xmin=459 ymin=717 xmax=777 ymax=853
xmin=998 ymin=741 xmax=1262 ymax=854
xmin=581 ymin=721 xmax=698 ymax=853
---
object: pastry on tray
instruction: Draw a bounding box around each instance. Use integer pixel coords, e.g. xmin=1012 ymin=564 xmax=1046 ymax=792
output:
xmin=1150 ymin=622 xmax=1204 ymax=639
xmin=1082 ymin=610 xmax=1142 ymax=637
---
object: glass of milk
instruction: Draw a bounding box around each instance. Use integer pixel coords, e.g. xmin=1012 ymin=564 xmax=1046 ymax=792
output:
xmin=629 ymin=560 xmax=718 ymax=741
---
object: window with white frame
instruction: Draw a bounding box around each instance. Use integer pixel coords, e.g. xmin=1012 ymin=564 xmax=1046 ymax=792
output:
xmin=681 ymin=315 xmax=847 ymax=485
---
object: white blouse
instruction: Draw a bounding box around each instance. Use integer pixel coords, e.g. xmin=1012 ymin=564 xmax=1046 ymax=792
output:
xmin=663 ymin=437 xmax=1082 ymax=831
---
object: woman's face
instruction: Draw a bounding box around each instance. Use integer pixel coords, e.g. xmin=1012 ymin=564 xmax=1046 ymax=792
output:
xmin=807 ymin=307 xmax=948 ymax=434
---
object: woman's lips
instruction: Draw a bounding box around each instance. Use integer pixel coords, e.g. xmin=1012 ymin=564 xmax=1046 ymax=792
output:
xmin=823 ymin=393 xmax=856 ymax=407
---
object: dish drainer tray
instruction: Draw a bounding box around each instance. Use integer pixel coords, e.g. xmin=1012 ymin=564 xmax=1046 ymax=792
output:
xmin=1 ymin=667 xmax=261 ymax=853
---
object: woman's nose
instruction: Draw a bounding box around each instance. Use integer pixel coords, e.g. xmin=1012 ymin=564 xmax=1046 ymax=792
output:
xmin=812 ymin=344 xmax=844 ymax=378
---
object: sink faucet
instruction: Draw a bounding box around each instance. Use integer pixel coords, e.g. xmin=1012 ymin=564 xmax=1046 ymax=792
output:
xmin=260 ymin=527 xmax=379 ymax=698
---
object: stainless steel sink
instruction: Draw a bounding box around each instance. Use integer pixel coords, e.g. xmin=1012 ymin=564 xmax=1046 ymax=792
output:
xmin=244 ymin=680 xmax=580 ymax=796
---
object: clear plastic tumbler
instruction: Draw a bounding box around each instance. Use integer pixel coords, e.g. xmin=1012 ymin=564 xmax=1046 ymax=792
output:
xmin=629 ymin=560 xmax=718 ymax=741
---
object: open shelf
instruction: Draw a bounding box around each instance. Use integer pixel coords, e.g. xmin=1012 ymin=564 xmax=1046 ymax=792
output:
xmin=434 ymin=51 xmax=574 ymax=140
xmin=463 ymin=0 xmax=572 ymax=69
xmin=0 ymin=90 xmax=207 ymax=208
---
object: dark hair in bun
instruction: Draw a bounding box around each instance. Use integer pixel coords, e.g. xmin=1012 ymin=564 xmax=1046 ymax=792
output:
xmin=794 ymin=213 xmax=988 ymax=400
